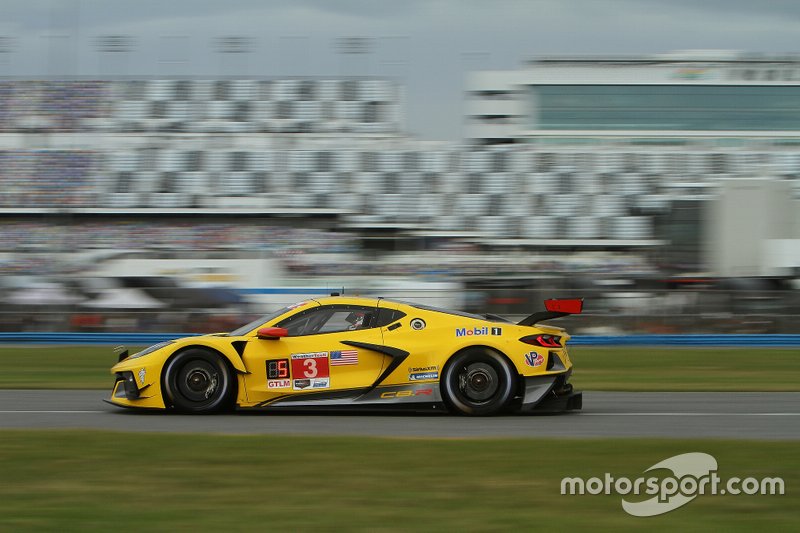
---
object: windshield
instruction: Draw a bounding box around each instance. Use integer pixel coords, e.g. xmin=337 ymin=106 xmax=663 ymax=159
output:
xmin=228 ymin=306 xmax=295 ymax=336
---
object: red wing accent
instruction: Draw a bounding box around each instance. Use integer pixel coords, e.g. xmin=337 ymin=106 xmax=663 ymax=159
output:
xmin=544 ymin=298 xmax=583 ymax=314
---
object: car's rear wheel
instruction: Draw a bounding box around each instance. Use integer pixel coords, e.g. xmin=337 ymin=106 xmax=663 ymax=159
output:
xmin=441 ymin=348 xmax=516 ymax=416
xmin=162 ymin=349 xmax=234 ymax=413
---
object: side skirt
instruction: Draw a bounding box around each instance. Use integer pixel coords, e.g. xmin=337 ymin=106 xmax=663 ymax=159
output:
xmin=252 ymin=383 xmax=443 ymax=410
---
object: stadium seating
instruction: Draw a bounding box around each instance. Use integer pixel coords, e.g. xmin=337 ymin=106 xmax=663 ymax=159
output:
xmin=2 ymin=78 xmax=800 ymax=261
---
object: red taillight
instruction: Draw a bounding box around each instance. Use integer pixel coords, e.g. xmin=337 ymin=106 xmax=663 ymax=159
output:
xmin=520 ymin=334 xmax=562 ymax=347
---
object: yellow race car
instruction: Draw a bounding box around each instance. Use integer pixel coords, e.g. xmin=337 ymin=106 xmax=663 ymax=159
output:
xmin=109 ymin=295 xmax=583 ymax=416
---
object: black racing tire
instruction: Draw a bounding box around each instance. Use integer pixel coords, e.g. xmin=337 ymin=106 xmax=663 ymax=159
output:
xmin=162 ymin=348 xmax=234 ymax=413
xmin=440 ymin=347 xmax=517 ymax=416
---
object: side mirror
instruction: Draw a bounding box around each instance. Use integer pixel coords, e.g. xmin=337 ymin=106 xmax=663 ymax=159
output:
xmin=257 ymin=327 xmax=289 ymax=340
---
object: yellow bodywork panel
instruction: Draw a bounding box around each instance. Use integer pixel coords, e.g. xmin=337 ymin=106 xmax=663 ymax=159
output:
xmin=108 ymin=296 xmax=576 ymax=410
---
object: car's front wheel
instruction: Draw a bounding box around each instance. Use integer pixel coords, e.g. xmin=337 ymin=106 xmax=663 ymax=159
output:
xmin=441 ymin=348 xmax=516 ymax=416
xmin=162 ymin=349 xmax=234 ymax=413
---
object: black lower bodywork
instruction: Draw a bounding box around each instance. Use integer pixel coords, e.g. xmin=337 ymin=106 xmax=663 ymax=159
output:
xmin=516 ymin=371 xmax=582 ymax=413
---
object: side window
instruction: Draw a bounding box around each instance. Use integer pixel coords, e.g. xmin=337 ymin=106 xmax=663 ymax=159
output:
xmin=277 ymin=309 xmax=325 ymax=336
xmin=277 ymin=305 xmax=378 ymax=336
xmin=375 ymin=308 xmax=407 ymax=327
xmin=317 ymin=309 xmax=370 ymax=333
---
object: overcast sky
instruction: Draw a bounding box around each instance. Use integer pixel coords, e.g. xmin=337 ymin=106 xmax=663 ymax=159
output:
xmin=2 ymin=0 xmax=800 ymax=140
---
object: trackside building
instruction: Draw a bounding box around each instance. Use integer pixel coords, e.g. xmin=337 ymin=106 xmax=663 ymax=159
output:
xmin=465 ymin=51 xmax=800 ymax=272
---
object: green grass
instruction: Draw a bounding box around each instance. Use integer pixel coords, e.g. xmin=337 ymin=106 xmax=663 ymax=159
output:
xmin=568 ymin=346 xmax=800 ymax=391
xmin=0 ymin=345 xmax=144 ymax=389
xmin=0 ymin=431 xmax=795 ymax=531
xmin=0 ymin=345 xmax=799 ymax=391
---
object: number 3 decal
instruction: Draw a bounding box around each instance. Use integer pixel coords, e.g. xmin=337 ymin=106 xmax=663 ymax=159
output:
xmin=291 ymin=353 xmax=330 ymax=382
xmin=303 ymin=358 xmax=317 ymax=378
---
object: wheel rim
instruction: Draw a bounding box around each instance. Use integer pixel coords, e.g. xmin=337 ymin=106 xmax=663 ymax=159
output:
xmin=176 ymin=360 xmax=220 ymax=403
xmin=458 ymin=362 xmax=499 ymax=403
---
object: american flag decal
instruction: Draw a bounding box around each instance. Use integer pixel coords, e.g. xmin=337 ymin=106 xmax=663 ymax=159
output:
xmin=330 ymin=350 xmax=358 ymax=366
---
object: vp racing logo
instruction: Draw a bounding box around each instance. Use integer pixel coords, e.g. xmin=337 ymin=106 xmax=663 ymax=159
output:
xmin=561 ymin=452 xmax=785 ymax=517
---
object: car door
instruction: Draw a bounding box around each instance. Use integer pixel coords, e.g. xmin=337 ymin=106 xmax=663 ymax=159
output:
xmin=241 ymin=304 xmax=387 ymax=403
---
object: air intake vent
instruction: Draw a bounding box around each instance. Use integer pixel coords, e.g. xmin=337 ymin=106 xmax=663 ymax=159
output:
xmin=547 ymin=351 xmax=566 ymax=371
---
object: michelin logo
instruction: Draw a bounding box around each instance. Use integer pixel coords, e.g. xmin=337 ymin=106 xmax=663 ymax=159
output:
xmin=409 ymin=372 xmax=439 ymax=381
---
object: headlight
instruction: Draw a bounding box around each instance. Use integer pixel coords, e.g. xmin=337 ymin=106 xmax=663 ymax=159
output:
xmin=128 ymin=341 xmax=174 ymax=359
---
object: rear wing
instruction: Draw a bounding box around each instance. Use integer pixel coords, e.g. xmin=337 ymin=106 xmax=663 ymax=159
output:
xmin=517 ymin=298 xmax=584 ymax=326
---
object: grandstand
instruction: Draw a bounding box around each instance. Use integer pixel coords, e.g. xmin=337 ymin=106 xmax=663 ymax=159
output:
xmin=0 ymin=78 xmax=402 ymax=134
xmin=1 ymin=77 xmax=670 ymax=262
xmin=1 ymin=53 xmax=799 ymax=277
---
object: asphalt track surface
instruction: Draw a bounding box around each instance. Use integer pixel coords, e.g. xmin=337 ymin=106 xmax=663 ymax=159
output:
xmin=1 ymin=390 xmax=798 ymax=439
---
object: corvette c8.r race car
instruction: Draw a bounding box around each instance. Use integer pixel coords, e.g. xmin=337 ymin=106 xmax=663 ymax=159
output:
xmin=109 ymin=296 xmax=583 ymax=416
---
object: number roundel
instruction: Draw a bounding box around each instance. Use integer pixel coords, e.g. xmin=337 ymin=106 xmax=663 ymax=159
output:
xmin=290 ymin=353 xmax=330 ymax=382
xmin=410 ymin=318 xmax=426 ymax=330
